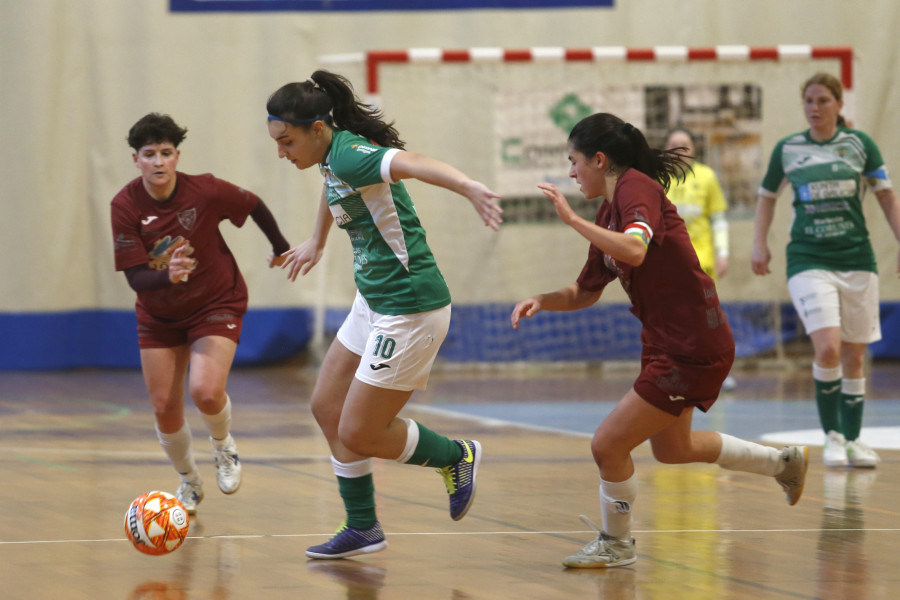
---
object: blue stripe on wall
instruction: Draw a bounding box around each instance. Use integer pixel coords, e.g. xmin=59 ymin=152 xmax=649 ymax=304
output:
xmin=3 ymin=301 xmax=898 ymax=370
xmin=0 ymin=308 xmax=314 ymax=371
xmin=170 ymin=0 xmax=612 ymax=12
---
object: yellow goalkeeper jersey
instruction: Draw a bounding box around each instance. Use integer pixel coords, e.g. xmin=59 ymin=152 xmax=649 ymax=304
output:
xmin=667 ymin=161 xmax=728 ymax=278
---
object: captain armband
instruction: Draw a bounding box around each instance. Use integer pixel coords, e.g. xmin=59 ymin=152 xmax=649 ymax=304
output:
xmin=624 ymin=222 xmax=653 ymax=247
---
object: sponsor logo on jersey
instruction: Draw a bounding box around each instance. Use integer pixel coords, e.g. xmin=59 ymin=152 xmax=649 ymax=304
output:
xmin=351 ymin=143 xmax=378 ymax=155
xmin=141 ymin=215 xmax=158 ymax=225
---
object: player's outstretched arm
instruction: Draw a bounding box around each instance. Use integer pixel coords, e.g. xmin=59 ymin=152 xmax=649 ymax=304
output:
xmin=537 ymin=183 xmax=648 ymax=267
xmin=281 ymin=190 xmax=332 ymax=281
xmin=511 ymin=283 xmax=602 ymax=329
xmin=389 ymin=151 xmax=503 ymax=231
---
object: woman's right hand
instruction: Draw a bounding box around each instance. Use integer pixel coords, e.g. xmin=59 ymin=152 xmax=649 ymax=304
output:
xmin=280 ymin=239 xmax=325 ymax=282
xmin=510 ymin=297 xmax=542 ymax=330
xmin=750 ymin=243 xmax=771 ymax=275
xmin=168 ymin=244 xmax=196 ymax=283
xmin=537 ymin=183 xmax=578 ymax=225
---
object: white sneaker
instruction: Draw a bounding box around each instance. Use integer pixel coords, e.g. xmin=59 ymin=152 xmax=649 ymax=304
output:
xmin=845 ymin=439 xmax=880 ymax=468
xmin=823 ymin=430 xmax=848 ymax=467
xmin=212 ymin=435 xmax=242 ymax=494
xmin=774 ymin=446 xmax=809 ymax=506
xmin=562 ymin=515 xmax=636 ymax=568
xmin=176 ymin=479 xmax=204 ymax=515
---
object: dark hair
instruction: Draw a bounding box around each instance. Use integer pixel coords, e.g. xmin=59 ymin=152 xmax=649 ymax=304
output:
xmin=266 ymin=70 xmax=405 ymax=149
xmin=127 ymin=113 xmax=187 ymax=151
xmin=569 ymin=113 xmax=688 ymax=191
xmin=801 ymin=72 xmax=847 ymax=128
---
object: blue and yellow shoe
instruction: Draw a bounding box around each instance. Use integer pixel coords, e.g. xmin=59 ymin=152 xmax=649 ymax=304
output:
xmin=305 ymin=521 xmax=387 ymax=560
xmin=437 ymin=440 xmax=481 ymax=521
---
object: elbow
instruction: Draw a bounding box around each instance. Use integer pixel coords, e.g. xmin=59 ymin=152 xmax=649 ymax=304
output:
xmin=623 ymin=243 xmax=648 ymax=267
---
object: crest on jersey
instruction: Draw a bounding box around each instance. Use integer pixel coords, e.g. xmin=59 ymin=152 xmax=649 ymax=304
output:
xmin=177 ymin=208 xmax=197 ymax=230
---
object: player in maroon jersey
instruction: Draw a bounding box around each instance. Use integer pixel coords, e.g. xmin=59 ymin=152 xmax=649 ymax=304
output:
xmin=510 ymin=113 xmax=809 ymax=568
xmin=111 ymin=113 xmax=290 ymax=514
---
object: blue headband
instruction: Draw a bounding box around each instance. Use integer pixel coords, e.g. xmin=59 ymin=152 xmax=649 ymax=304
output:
xmin=268 ymin=113 xmax=330 ymax=126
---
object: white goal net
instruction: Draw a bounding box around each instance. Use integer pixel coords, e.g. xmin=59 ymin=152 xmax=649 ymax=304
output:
xmin=317 ymin=46 xmax=855 ymax=367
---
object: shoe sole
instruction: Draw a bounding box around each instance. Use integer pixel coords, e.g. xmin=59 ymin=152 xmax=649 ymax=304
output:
xmin=788 ymin=446 xmax=810 ymax=506
xmin=305 ymin=540 xmax=388 ymax=560
xmin=452 ymin=440 xmax=482 ymax=521
xmin=562 ymin=556 xmax=637 ymax=568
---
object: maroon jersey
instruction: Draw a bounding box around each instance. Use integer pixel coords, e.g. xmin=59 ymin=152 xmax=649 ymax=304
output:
xmin=111 ymin=172 xmax=259 ymax=322
xmin=576 ymin=169 xmax=733 ymax=358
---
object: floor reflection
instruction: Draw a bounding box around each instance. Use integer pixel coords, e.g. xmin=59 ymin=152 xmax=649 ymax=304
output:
xmin=816 ymin=469 xmax=877 ymax=600
xmin=306 ymin=559 xmax=387 ymax=599
xmin=563 ymin=565 xmax=636 ymax=600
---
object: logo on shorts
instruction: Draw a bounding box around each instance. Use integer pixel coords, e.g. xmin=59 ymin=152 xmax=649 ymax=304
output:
xmin=369 ymin=362 xmax=391 ymax=371
xmin=226 ymin=324 xmax=237 ymax=330
xmin=668 ymin=395 xmax=685 ymax=402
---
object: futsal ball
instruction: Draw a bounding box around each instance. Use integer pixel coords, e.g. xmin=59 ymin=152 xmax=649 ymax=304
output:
xmin=124 ymin=491 xmax=190 ymax=556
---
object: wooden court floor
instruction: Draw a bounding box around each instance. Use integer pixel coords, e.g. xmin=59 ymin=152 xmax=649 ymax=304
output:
xmin=1 ymin=362 xmax=899 ymax=599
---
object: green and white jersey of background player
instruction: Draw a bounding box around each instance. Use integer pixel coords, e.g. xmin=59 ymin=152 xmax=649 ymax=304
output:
xmin=320 ymin=129 xmax=451 ymax=315
xmin=760 ymin=127 xmax=893 ymax=279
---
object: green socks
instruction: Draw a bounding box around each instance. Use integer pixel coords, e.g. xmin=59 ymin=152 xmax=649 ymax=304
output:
xmin=397 ymin=419 xmax=463 ymax=468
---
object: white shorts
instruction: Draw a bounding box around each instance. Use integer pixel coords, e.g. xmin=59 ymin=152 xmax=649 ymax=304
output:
xmin=337 ymin=292 xmax=451 ymax=392
xmin=787 ymin=269 xmax=881 ymax=344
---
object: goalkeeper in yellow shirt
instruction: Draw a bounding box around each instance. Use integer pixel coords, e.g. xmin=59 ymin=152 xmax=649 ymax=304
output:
xmin=665 ymin=128 xmax=730 ymax=280
xmin=666 ymin=128 xmax=735 ymax=389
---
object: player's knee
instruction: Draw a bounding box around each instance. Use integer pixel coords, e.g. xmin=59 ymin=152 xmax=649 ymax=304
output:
xmin=189 ymin=386 xmax=225 ymax=414
xmin=591 ymin=436 xmax=621 ymax=467
xmin=337 ymin=422 xmax=378 ymax=457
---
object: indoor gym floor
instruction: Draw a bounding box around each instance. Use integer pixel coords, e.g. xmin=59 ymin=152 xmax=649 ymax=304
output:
xmin=1 ymin=360 xmax=898 ymax=599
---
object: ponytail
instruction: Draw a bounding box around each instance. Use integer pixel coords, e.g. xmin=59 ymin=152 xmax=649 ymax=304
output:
xmin=266 ymin=71 xmax=405 ymax=149
xmin=569 ymin=113 xmax=688 ymax=191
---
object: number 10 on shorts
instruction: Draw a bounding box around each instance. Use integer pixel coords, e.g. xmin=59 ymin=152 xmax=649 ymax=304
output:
xmin=373 ymin=335 xmax=396 ymax=359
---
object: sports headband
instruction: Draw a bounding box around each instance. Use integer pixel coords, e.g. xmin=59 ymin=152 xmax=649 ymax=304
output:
xmin=267 ymin=113 xmax=330 ymax=126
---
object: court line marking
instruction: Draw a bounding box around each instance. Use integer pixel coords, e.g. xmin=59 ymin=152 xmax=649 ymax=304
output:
xmin=3 ymin=527 xmax=899 ymax=546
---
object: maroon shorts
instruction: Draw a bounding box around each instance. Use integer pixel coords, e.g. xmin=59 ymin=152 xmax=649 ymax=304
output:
xmin=137 ymin=310 xmax=243 ymax=349
xmin=633 ymin=349 xmax=734 ymax=416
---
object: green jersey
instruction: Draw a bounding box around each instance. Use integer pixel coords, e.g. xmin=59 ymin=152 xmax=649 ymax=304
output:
xmin=320 ymin=129 xmax=451 ymax=315
xmin=760 ymin=128 xmax=892 ymax=279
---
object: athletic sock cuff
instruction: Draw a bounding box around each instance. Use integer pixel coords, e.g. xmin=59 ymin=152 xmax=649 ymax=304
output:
xmin=331 ymin=456 xmax=373 ymax=479
xmin=842 ymin=378 xmax=866 ymax=395
xmin=813 ymin=364 xmax=842 ymax=382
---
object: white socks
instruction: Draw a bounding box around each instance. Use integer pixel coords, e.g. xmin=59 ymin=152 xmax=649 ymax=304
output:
xmin=395 ymin=418 xmax=419 ymax=464
xmin=156 ymin=421 xmax=199 ymax=482
xmin=203 ymin=394 xmax=233 ymax=444
xmin=716 ymin=433 xmax=782 ymax=476
xmin=600 ymin=474 xmax=637 ymax=540
xmin=331 ymin=456 xmax=373 ymax=478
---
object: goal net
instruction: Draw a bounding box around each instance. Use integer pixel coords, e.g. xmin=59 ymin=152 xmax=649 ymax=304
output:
xmin=317 ymin=46 xmax=855 ymax=368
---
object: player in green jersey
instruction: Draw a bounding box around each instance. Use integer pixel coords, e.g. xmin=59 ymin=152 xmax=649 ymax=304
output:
xmin=752 ymin=72 xmax=900 ymax=468
xmin=266 ymin=71 xmax=503 ymax=559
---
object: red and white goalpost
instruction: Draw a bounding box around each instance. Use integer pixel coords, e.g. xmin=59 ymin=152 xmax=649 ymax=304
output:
xmin=323 ymin=45 xmax=854 ymax=115
xmin=315 ymin=46 xmax=855 ymax=364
